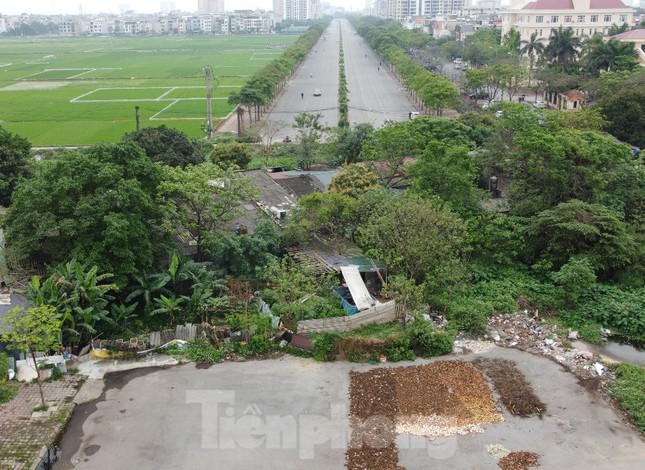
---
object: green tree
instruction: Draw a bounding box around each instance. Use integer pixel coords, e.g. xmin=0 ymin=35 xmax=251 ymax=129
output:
xmin=551 ymin=256 xmax=597 ymax=306
xmin=525 ymin=200 xmax=637 ymax=276
xmin=1 ymin=305 xmax=61 ymax=408
xmin=329 ymin=165 xmax=379 ymax=197
xmin=544 ymin=27 xmax=581 ymax=71
xmin=0 ymin=126 xmax=31 ymax=207
xmin=291 ymin=192 xmax=360 ymax=240
xmin=356 ymin=195 xmax=468 ymax=282
xmin=600 ymin=87 xmax=645 ymax=148
xmin=503 ymin=28 xmax=521 ymax=55
xmin=4 ymin=143 xmax=162 ymax=282
xmin=333 ymin=124 xmax=374 ymax=164
xmin=293 ymin=113 xmax=323 ymax=170
xmin=520 ymin=32 xmax=545 ymax=87
xmin=158 ymin=163 xmax=257 ymax=260
xmin=210 ymin=142 xmax=253 ymax=169
xmin=505 ymin=129 xmax=632 ymax=215
xmin=123 ymin=125 xmax=205 ymax=167
xmin=409 ymin=142 xmax=482 ymax=212
xmin=585 ymin=38 xmax=637 ymax=74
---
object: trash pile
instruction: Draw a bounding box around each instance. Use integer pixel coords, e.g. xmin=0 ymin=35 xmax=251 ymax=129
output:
xmin=346 ymin=361 xmax=503 ymax=470
xmin=487 ymin=314 xmax=613 ymax=382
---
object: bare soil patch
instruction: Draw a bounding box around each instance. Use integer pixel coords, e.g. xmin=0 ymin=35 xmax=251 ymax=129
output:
xmin=1 ymin=81 xmax=72 ymax=91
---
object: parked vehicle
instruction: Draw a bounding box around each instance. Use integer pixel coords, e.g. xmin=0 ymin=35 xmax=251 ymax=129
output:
xmin=313 ymin=89 xmax=322 ymax=97
xmin=469 ymin=91 xmax=490 ymax=100
xmin=533 ymin=100 xmax=546 ymax=108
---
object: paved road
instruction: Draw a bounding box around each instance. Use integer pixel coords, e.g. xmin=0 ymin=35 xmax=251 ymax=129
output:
xmin=264 ymin=21 xmax=340 ymax=141
xmin=341 ymin=19 xmax=417 ymax=127
xmin=56 ymin=349 xmax=645 ymax=470
xmin=264 ymin=19 xmax=417 ymax=141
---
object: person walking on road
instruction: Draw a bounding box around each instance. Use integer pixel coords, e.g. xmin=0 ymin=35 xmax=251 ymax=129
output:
xmin=301 ymin=92 xmax=304 ymax=100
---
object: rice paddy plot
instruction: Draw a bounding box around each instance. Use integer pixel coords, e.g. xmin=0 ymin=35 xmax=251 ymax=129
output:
xmin=0 ymin=34 xmax=297 ymax=145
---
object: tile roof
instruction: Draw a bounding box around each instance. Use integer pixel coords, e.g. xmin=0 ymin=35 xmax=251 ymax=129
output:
xmin=612 ymin=29 xmax=645 ymax=41
xmin=522 ymin=0 xmax=629 ymax=9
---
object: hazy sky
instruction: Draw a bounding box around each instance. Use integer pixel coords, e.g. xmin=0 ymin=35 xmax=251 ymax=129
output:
xmin=0 ymin=0 xmax=367 ymax=15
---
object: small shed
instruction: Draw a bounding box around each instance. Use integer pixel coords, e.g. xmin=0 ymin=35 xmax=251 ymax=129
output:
xmin=546 ymin=89 xmax=585 ymax=112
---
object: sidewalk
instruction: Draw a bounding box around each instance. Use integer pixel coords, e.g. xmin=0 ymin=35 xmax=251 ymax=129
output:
xmin=0 ymin=377 xmax=82 ymax=470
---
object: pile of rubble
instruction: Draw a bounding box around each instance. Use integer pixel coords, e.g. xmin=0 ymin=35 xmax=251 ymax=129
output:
xmin=487 ymin=313 xmax=614 ymax=382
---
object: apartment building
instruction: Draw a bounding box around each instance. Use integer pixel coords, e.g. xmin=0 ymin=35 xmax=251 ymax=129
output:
xmin=273 ymin=0 xmax=321 ymax=22
xmin=502 ymin=0 xmax=635 ymax=41
xmin=198 ymin=0 xmax=226 ymax=15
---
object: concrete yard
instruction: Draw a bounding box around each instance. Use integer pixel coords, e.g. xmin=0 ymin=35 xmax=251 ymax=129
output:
xmin=55 ymin=347 xmax=645 ymax=470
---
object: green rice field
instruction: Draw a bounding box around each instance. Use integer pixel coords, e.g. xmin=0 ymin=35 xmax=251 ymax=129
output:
xmin=0 ymin=35 xmax=298 ymax=146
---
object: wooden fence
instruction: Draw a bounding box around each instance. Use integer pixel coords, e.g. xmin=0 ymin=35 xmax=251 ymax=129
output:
xmin=297 ymin=301 xmax=397 ymax=334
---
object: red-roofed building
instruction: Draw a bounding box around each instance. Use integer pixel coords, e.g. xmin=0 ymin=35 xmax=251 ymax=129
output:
xmin=502 ymin=0 xmax=635 ymax=42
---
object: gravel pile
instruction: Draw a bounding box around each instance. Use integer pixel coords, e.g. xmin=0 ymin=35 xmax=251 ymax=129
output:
xmin=472 ymin=358 xmax=546 ymax=417
xmin=346 ymin=361 xmax=503 ymax=470
xmin=498 ymin=451 xmax=540 ymax=470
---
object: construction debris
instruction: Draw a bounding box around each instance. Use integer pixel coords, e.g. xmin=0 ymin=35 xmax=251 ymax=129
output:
xmin=487 ymin=314 xmax=614 ymax=382
xmin=472 ymin=358 xmax=546 ymax=417
xmin=498 ymin=451 xmax=540 ymax=470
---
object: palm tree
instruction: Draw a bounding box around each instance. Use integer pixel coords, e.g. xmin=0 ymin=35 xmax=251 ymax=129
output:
xmin=585 ymin=38 xmax=637 ymax=73
xmin=608 ymin=23 xmax=629 ymax=36
xmin=520 ymin=32 xmax=545 ymax=86
xmin=545 ymin=27 xmax=581 ymax=71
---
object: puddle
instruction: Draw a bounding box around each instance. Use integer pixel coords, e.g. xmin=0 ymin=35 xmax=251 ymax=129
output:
xmin=34 ymin=447 xmax=62 ymax=470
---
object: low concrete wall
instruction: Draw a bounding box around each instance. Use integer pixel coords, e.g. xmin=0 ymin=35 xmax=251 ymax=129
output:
xmin=297 ymin=301 xmax=397 ymax=334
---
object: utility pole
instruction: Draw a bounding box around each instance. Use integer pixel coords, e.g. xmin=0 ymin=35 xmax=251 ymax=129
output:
xmin=135 ymin=105 xmax=141 ymax=131
xmin=203 ymin=65 xmax=214 ymax=139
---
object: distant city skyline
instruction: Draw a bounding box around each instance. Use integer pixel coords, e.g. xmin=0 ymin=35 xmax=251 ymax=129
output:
xmin=0 ymin=0 xmax=366 ymax=15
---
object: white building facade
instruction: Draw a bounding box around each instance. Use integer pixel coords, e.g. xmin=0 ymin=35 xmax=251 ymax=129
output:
xmin=198 ymin=0 xmax=226 ymax=15
xmin=502 ymin=0 xmax=635 ymax=42
xmin=273 ymin=0 xmax=320 ymax=22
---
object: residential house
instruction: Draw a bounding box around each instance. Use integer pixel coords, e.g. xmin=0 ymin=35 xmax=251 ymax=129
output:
xmin=546 ymin=88 xmax=585 ymax=110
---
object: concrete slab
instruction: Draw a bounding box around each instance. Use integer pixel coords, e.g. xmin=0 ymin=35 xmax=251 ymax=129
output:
xmin=54 ymin=348 xmax=645 ymax=470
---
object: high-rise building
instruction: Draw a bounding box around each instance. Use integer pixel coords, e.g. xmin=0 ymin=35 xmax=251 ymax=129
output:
xmin=198 ymin=0 xmax=225 ymax=14
xmin=420 ymin=0 xmax=465 ymax=16
xmin=273 ymin=0 xmax=320 ymax=22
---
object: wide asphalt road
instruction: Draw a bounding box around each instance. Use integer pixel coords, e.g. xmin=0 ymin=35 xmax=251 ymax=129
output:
xmin=264 ymin=21 xmax=340 ymax=141
xmin=340 ymin=19 xmax=417 ymax=126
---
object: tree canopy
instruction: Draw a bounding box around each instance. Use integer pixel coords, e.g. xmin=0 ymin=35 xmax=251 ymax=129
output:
xmin=4 ymin=143 xmax=162 ymax=283
xmin=0 ymin=126 xmax=31 ymax=207
xmin=123 ymin=125 xmax=205 ymax=167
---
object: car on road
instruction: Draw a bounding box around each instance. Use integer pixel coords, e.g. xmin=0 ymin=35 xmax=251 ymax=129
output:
xmin=313 ymin=89 xmax=322 ymax=97
xmin=533 ymin=100 xmax=546 ymax=108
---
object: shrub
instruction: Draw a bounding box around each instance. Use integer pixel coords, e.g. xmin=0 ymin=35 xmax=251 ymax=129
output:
xmin=312 ymin=333 xmax=341 ymax=362
xmin=249 ymin=335 xmax=273 ymax=355
xmin=610 ymin=364 xmax=645 ymax=433
xmin=447 ymin=298 xmax=492 ymax=336
xmin=0 ymin=382 xmax=19 ymax=404
xmin=384 ymin=336 xmax=416 ymax=362
xmin=407 ymin=321 xmax=455 ymax=357
xmin=186 ymin=338 xmax=224 ymax=364
xmin=0 ymin=352 xmax=8 ymax=383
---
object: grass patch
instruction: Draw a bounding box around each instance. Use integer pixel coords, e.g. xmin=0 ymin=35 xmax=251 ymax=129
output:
xmin=610 ymin=363 xmax=645 ymax=433
xmin=0 ymin=34 xmax=298 ymax=145
xmin=0 ymin=381 xmax=20 ymax=404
